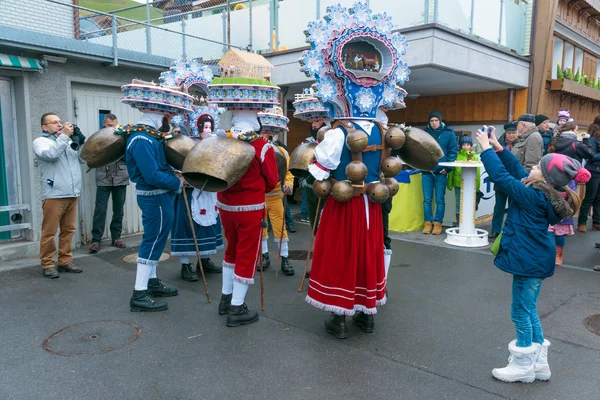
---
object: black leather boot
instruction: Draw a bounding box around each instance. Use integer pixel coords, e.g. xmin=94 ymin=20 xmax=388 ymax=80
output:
xmin=181 ymin=264 xmax=199 ymax=282
xmin=280 ymin=257 xmax=294 ymax=276
xmin=199 ymin=258 xmax=222 ymax=274
xmin=130 ymin=290 xmax=168 ymax=312
xmin=325 ymin=314 xmax=349 ymax=339
xmin=148 ymin=278 xmax=178 ymax=297
xmin=352 ymin=311 xmax=375 ymax=333
xmin=226 ymin=303 xmax=259 ymax=327
xmin=218 ymin=293 xmax=232 ymax=315
xmin=256 ymin=253 xmax=270 ymax=271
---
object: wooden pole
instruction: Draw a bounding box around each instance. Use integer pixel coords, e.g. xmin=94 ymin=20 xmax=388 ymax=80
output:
xmin=298 ymin=196 xmax=322 ymax=292
xmin=182 ymin=182 xmax=211 ymax=303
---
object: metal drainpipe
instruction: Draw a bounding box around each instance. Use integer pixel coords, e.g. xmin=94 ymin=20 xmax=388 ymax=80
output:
xmin=227 ymin=0 xmax=231 ymax=47
xmin=222 ymin=10 xmax=227 ymax=54
xmin=469 ymin=0 xmax=475 ymax=35
xmin=317 ymin=0 xmax=321 ymax=20
xmin=146 ymin=0 xmax=151 ymax=54
xmin=498 ymin=0 xmax=504 ymax=46
xmin=182 ymin=18 xmax=187 ymax=59
xmin=433 ymin=0 xmax=438 ymax=23
xmin=112 ymin=15 xmax=118 ymax=66
xmin=249 ymin=0 xmax=253 ymax=51
xmin=268 ymin=0 xmax=273 ymax=51
xmin=275 ymin=0 xmax=279 ymax=51
xmin=424 ymin=0 xmax=429 ymax=24
xmin=507 ymin=89 xmax=515 ymax=121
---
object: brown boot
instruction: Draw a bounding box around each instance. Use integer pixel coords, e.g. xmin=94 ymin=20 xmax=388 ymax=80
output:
xmin=432 ymin=222 xmax=443 ymax=235
xmin=422 ymin=221 xmax=433 ymax=234
xmin=555 ymin=246 xmax=563 ymax=266
xmin=578 ymin=224 xmax=587 ymax=233
xmin=593 ymin=224 xmax=600 ymax=231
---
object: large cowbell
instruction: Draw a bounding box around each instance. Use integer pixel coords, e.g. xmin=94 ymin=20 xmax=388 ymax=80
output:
xmin=333 ymin=30 xmax=398 ymax=119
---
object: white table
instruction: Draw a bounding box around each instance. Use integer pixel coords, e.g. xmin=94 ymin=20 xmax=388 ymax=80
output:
xmin=439 ymin=161 xmax=488 ymax=247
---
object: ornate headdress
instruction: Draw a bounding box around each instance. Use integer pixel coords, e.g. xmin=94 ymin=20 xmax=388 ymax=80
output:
xmin=159 ymin=58 xmax=222 ymax=137
xmin=293 ymin=86 xmax=330 ymax=122
xmin=299 ymin=2 xmax=410 ymax=120
xmin=208 ymin=49 xmax=280 ymax=110
xmin=257 ymin=107 xmax=289 ymax=136
xmin=121 ymin=79 xmax=194 ymax=116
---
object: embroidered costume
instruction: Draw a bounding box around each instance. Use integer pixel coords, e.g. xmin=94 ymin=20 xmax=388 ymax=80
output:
xmin=299 ymin=2 xmax=410 ymax=338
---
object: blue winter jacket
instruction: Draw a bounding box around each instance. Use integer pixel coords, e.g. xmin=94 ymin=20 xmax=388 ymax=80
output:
xmin=125 ymin=131 xmax=181 ymax=195
xmin=481 ymin=148 xmax=572 ymax=278
xmin=424 ymin=123 xmax=458 ymax=173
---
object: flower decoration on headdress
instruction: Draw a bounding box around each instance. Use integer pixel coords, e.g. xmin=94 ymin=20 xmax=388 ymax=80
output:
xmin=299 ymin=1 xmax=410 ymax=119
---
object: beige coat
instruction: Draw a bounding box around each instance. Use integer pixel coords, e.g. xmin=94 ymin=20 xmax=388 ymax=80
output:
xmin=511 ymin=126 xmax=543 ymax=172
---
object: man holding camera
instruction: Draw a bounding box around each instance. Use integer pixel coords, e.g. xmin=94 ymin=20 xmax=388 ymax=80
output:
xmin=33 ymin=113 xmax=85 ymax=279
xmin=89 ymin=114 xmax=128 ymax=254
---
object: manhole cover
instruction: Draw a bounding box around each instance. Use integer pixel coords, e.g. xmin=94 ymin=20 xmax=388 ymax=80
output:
xmin=583 ymin=314 xmax=600 ymax=336
xmin=288 ymin=250 xmax=311 ymax=260
xmin=121 ymin=253 xmax=170 ymax=264
xmin=43 ymin=320 xmax=141 ymax=356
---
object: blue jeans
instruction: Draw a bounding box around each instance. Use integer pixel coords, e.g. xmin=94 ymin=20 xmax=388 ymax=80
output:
xmin=422 ymin=173 xmax=448 ymax=223
xmin=511 ymin=275 xmax=545 ymax=347
xmin=284 ymin=197 xmax=295 ymax=228
xmin=137 ymin=193 xmax=175 ymax=266
xmin=301 ymin=191 xmax=308 ymax=219
xmin=492 ymin=189 xmax=508 ymax=234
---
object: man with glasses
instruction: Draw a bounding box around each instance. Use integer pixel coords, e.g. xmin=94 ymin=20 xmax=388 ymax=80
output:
xmin=89 ymin=114 xmax=129 ymax=254
xmin=33 ymin=113 xmax=84 ymax=279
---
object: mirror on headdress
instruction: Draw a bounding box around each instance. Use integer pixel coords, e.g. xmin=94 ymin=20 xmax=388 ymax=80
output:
xmin=341 ymin=40 xmax=385 ymax=79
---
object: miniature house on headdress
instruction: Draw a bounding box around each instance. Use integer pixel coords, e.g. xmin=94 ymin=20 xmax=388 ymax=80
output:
xmin=208 ymin=49 xmax=280 ymax=110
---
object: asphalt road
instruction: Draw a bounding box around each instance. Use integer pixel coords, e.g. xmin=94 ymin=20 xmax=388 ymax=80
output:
xmin=1 ymin=221 xmax=599 ymax=400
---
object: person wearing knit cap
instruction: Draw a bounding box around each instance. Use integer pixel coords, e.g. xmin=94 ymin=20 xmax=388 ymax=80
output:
xmin=557 ymin=110 xmax=570 ymax=126
xmin=512 ymin=114 xmax=544 ymax=172
xmin=422 ymin=110 xmax=459 ymax=235
xmin=476 ymin=126 xmax=590 ymax=383
xmin=535 ymin=115 xmax=552 ymax=155
xmin=490 ymin=122 xmax=519 ymax=238
xmin=447 ymin=135 xmax=480 ymax=227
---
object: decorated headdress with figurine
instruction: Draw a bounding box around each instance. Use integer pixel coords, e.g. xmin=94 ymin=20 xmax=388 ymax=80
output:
xmin=293 ymin=86 xmax=330 ymax=122
xmin=121 ymin=79 xmax=194 ymax=116
xmin=159 ymin=58 xmax=221 ymax=137
xmin=257 ymin=107 xmax=289 ymax=136
xmin=208 ymin=49 xmax=280 ymax=110
xmin=299 ymin=1 xmax=410 ymax=120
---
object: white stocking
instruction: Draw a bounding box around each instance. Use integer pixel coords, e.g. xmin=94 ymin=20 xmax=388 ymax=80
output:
xmin=262 ymin=238 xmax=268 ymax=254
xmin=134 ymin=263 xmax=152 ymax=291
xmin=231 ymin=280 xmax=249 ymax=306
xmin=280 ymin=241 xmax=289 ymax=257
xmin=222 ymin=266 xmax=234 ymax=295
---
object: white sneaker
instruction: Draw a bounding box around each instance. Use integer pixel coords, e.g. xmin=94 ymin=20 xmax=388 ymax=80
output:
xmin=534 ymin=339 xmax=551 ymax=381
xmin=492 ymin=340 xmax=537 ymax=383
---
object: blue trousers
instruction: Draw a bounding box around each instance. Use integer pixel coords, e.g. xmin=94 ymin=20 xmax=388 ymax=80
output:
xmin=137 ymin=193 xmax=175 ymax=266
xmin=511 ymin=275 xmax=544 ymax=347
xmin=301 ymin=191 xmax=308 ymax=219
xmin=492 ymin=189 xmax=508 ymax=234
xmin=422 ymin=173 xmax=448 ymax=223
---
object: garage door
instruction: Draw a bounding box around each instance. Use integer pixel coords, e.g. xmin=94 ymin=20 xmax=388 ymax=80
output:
xmin=73 ymin=87 xmax=143 ymax=246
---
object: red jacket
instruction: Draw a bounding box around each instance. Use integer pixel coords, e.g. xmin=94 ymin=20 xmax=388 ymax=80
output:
xmin=217 ymin=138 xmax=278 ymax=211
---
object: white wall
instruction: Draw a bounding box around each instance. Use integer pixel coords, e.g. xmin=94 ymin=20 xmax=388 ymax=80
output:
xmin=0 ymin=0 xmax=74 ymax=38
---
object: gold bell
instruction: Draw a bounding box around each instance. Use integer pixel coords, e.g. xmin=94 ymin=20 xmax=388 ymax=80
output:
xmin=331 ymin=181 xmax=353 ymax=203
xmin=368 ymin=182 xmax=390 ymax=204
xmin=317 ymin=126 xmax=330 ymax=143
xmin=385 ymin=126 xmax=406 ymax=149
xmin=345 ymin=161 xmax=368 ymax=184
xmin=346 ymin=129 xmax=369 ymax=153
xmin=384 ymin=177 xmax=400 ymax=197
xmin=312 ymin=179 xmax=332 ymax=198
xmin=381 ymin=157 xmax=403 ymax=178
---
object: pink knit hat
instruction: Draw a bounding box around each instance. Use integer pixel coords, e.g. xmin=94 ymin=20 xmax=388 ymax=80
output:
xmin=540 ymin=153 xmax=591 ymax=187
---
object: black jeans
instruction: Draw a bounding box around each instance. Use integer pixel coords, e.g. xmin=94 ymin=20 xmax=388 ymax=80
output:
xmin=381 ymin=197 xmax=393 ymax=250
xmin=91 ymin=185 xmax=127 ymax=243
xmin=578 ymin=173 xmax=600 ymax=226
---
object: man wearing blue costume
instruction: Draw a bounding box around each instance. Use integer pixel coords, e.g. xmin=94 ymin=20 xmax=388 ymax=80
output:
xmin=124 ymin=111 xmax=184 ymax=312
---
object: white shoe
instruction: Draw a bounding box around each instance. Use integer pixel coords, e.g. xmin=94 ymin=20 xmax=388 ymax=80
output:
xmin=534 ymin=339 xmax=551 ymax=381
xmin=492 ymin=340 xmax=537 ymax=383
